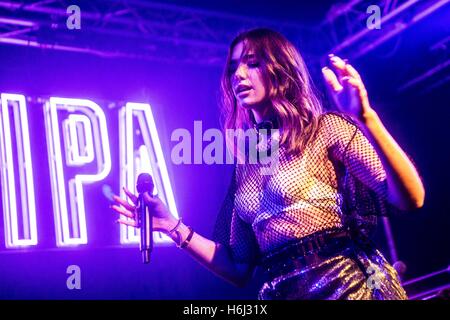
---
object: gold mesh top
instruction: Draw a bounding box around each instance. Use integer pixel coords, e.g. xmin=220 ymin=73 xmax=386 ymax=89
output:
xmin=213 ymin=112 xmax=389 ymax=264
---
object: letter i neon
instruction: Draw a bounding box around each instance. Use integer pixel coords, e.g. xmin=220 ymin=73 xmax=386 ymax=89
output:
xmin=119 ymin=102 xmax=179 ymax=244
xmin=0 ymin=93 xmax=37 ymax=247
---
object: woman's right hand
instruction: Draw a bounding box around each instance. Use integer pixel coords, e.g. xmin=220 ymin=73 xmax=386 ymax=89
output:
xmin=111 ymin=187 xmax=177 ymax=233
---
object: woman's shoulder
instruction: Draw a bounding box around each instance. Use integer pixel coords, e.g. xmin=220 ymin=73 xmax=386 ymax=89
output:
xmin=319 ymin=111 xmax=357 ymax=126
xmin=318 ymin=111 xmax=360 ymax=136
xmin=312 ymin=111 xmax=366 ymax=151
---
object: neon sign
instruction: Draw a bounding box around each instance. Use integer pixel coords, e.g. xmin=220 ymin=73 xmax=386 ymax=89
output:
xmin=0 ymin=93 xmax=178 ymax=249
xmin=0 ymin=94 xmax=37 ymax=248
xmin=119 ymin=103 xmax=178 ymax=245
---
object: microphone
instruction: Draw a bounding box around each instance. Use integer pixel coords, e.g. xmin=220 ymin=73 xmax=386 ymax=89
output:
xmin=136 ymin=173 xmax=154 ymax=264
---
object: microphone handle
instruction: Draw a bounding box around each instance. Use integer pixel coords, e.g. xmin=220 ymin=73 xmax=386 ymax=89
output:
xmin=139 ymin=194 xmax=152 ymax=264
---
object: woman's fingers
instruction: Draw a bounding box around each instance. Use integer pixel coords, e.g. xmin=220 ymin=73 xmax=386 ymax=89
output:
xmin=329 ymin=55 xmax=363 ymax=84
xmin=345 ymin=63 xmax=362 ymax=82
xmin=123 ymin=187 xmax=138 ymax=204
xmin=143 ymin=192 xmax=159 ymax=206
xmin=326 ymin=54 xmax=367 ymax=96
xmin=328 ymin=54 xmax=349 ymax=78
xmin=116 ymin=219 xmax=138 ymax=227
xmin=110 ymin=187 xmax=140 ymax=228
xmin=112 ymin=194 xmax=135 ymax=211
xmin=322 ymin=67 xmax=343 ymax=92
xmin=343 ymin=75 xmax=368 ymax=99
xmin=111 ymin=204 xmax=135 ymax=219
xmin=341 ymin=76 xmax=359 ymax=90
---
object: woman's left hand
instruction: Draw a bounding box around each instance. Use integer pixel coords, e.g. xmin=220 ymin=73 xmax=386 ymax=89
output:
xmin=322 ymin=54 xmax=375 ymax=122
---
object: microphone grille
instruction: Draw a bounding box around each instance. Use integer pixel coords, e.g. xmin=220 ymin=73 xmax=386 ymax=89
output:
xmin=136 ymin=173 xmax=154 ymax=194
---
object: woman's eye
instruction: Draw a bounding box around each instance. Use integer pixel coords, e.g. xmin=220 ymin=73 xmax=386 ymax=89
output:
xmin=248 ymin=61 xmax=259 ymax=68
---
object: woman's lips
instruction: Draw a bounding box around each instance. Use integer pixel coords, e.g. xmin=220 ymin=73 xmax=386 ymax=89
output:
xmin=237 ymin=88 xmax=252 ymax=96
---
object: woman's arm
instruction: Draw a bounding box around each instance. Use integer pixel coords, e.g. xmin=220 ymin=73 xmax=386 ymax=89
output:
xmin=357 ymin=109 xmax=425 ymax=210
xmin=112 ymin=191 xmax=255 ymax=287
xmin=164 ymin=216 xmax=255 ymax=288
xmin=322 ymin=55 xmax=425 ymax=210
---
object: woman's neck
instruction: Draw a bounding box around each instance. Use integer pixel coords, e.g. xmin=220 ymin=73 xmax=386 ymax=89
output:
xmin=251 ymin=101 xmax=275 ymax=124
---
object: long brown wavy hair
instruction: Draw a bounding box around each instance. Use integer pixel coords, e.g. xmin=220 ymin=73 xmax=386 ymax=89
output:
xmin=220 ymin=28 xmax=323 ymax=157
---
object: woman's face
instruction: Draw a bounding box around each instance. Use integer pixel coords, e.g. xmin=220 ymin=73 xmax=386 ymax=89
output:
xmin=230 ymin=41 xmax=268 ymax=111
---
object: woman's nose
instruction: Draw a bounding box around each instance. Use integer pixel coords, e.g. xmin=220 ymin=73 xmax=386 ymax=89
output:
xmin=234 ymin=63 xmax=247 ymax=80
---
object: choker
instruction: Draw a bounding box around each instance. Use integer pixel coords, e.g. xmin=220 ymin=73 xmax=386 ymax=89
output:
xmin=253 ymin=119 xmax=278 ymax=131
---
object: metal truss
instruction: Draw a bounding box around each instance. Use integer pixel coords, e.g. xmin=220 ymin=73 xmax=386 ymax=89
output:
xmin=0 ymin=0 xmax=448 ymax=86
xmin=321 ymin=0 xmax=449 ymax=58
xmin=398 ymin=35 xmax=450 ymax=94
xmin=403 ymin=265 xmax=450 ymax=300
xmin=321 ymin=0 xmax=450 ymax=93
xmin=0 ymin=0 xmax=313 ymax=66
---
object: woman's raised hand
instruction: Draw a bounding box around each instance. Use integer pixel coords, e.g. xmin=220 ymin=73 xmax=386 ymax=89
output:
xmin=321 ymin=54 xmax=376 ymax=122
